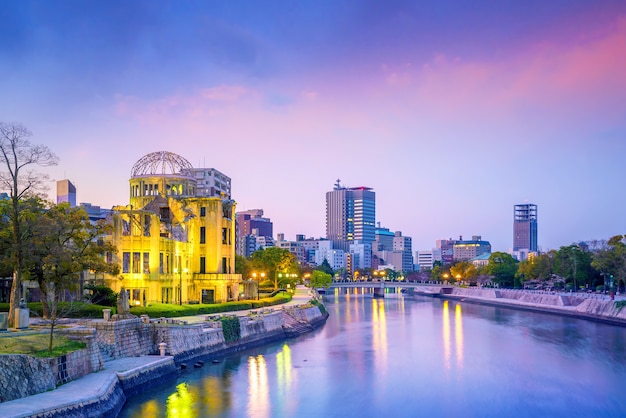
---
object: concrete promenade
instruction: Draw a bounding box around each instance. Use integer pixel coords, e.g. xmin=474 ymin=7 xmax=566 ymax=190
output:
xmin=0 ymin=356 xmax=168 ymax=418
xmin=0 ymin=286 xmax=315 ymax=418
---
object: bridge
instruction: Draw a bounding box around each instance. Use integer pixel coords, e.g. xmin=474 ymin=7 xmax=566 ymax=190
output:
xmin=323 ymin=282 xmax=451 ymax=298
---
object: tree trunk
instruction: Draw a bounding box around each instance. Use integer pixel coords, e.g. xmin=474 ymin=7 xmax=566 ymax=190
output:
xmin=8 ymin=272 xmax=18 ymax=327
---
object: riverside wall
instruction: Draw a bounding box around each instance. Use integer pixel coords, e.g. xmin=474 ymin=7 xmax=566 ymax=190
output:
xmin=435 ymin=287 xmax=626 ymax=324
xmin=0 ymin=302 xmax=328 ymax=412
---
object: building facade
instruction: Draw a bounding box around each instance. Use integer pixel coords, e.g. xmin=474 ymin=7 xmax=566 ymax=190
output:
xmin=56 ymin=179 xmax=76 ymax=207
xmin=513 ymin=203 xmax=538 ymax=252
xmin=453 ymin=236 xmax=491 ymax=261
xmin=103 ymin=151 xmax=240 ymax=306
xmin=326 ymin=180 xmax=376 ymax=248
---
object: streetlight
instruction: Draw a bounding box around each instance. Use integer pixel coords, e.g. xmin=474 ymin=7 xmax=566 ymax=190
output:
xmin=252 ymin=272 xmax=265 ymax=300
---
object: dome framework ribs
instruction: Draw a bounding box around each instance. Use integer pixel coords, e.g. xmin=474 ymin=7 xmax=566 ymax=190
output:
xmin=131 ymin=151 xmax=194 ymax=177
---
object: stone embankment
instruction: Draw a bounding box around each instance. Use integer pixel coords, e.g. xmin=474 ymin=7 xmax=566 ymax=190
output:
xmin=0 ymin=298 xmax=328 ymax=417
xmin=414 ymin=286 xmax=626 ymax=325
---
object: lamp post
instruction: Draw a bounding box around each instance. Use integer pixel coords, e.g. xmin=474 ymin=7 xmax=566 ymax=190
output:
xmin=174 ymin=267 xmax=181 ymax=305
xmin=252 ymin=272 xmax=265 ymax=300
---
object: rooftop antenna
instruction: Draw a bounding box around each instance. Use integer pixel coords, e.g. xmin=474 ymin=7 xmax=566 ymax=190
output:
xmin=334 ymin=179 xmax=341 ymax=190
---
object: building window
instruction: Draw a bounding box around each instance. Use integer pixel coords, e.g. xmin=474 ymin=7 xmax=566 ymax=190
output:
xmin=133 ymin=252 xmax=140 ymax=273
xmin=159 ymin=253 xmax=164 ymax=274
xmin=123 ymin=252 xmax=130 ymax=273
xmin=143 ymin=253 xmax=150 ymax=274
xmin=200 ymin=227 xmax=206 ymax=244
xmin=200 ymin=207 xmax=206 ymax=217
xmin=200 ymin=257 xmax=206 ymax=274
xmin=222 ymin=228 xmax=227 ymax=244
xmin=222 ymin=257 xmax=227 ymax=273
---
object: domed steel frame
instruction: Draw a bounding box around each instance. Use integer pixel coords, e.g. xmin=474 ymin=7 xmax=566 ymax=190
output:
xmin=131 ymin=151 xmax=194 ymax=177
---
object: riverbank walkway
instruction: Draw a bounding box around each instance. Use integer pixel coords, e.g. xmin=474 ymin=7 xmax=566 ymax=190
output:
xmin=0 ymin=286 xmax=314 ymax=418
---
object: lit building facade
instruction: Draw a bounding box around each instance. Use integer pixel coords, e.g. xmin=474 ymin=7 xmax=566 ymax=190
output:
xmin=453 ymin=236 xmax=491 ymax=261
xmin=104 ymin=151 xmax=240 ymax=306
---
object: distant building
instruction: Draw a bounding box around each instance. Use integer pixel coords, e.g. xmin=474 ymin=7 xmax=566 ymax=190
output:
xmin=326 ymin=180 xmax=376 ymax=248
xmin=453 ymin=235 xmax=491 ymax=261
xmin=57 ymin=179 xmax=76 ymax=207
xmin=349 ymin=242 xmax=372 ymax=271
xmin=416 ymin=249 xmax=442 ymax=271
xmin=436 ymin=239 xmax=456 ymax=264
xmin=513 ymin=203 xmax=538 ymax=252
xmin=236 ymin=209 xmax=273 ymax=257
xmin=315 ymin=240 xmax=346 ymax=271
xmin=180 ymin=167 xmax=231 ymax=199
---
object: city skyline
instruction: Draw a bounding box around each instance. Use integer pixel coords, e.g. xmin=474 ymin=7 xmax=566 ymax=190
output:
xmin=1 ymin=1 xmax=625 ymax=252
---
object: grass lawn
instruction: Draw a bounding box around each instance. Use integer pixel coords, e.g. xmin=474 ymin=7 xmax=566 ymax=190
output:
xmin=0 ymin=332 xmax=86 ymax=358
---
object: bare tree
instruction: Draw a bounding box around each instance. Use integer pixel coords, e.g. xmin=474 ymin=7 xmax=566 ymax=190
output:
xmin=0 ymin=122 xmax=58 ymax=327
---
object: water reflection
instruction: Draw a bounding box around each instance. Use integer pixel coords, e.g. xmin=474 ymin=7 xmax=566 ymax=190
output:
xmin=247 ymin=355 xmax=269 ymax=418
xmin=371 ymin=298 xmax=388 ymax=375
xmin=442 ymin=301 xmax=465 ymax=370
xmin=455 ymin=304 xmax=464 ymax=368
xmin=121 ymin=293 xmax=626 ymax=418
xmin=166 ymin=383 xmax=194 ymax=417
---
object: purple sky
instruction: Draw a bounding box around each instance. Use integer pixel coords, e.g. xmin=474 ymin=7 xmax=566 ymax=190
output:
xmin=1 ymin=1 xmax=625 ymax=252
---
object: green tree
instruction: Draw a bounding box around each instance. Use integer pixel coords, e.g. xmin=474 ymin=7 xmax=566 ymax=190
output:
xmin=310 ymin=270 xmax=333 ymax=289
xmin=484 ymin=252 xmax=518 ymax=288
xmin=554 ymin=245 xmax=593 ymax=291
xmin=235 ymin=254 xmax=251 ymax=279
xmin=430 ymin=265 xmax=443 ymax=281
xmin=0 ymin=123 xmax=58 ymax=327
xmin=316 ymin=258 xmax=334 ymax=276
xmin=25 ymin=203 xmax=118 ymax=352
xmin=592 ymin=235 xmax=626 ymax=292
xmin=449 ymin=261 xmax=477 ymax=284
xmin=250 ymin=247 xmax=299 ymax=290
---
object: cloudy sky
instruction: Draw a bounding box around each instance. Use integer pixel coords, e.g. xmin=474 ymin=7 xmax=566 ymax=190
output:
xmin=1 ymin=0 xmax=625 ymax=252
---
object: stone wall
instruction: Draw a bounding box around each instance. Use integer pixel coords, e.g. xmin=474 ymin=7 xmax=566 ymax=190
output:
xmin=0 ymin=355 xmax=56 ymax=402
xmin=116 ymin=357 xmax=178 ymax=397
xmin=156 ymin=324 xmax=225 ymax=362
xmin=575 ymin=299 xmax=626 ymax=320
xmin=0 ymin=345 xmax=99 ymax=403
xmin=93 ymin=318 xmax=155 ymax=361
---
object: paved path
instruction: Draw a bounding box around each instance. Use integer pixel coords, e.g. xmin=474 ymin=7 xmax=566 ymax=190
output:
xmin=0 ymin=286 xmax=315 ymax=417
xmin=0 ymin=356 xmax=168 ymax=418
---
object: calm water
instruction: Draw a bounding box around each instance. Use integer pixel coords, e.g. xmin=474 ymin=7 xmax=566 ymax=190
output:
xmin=120 ymin=288 xmax=626 ymax=417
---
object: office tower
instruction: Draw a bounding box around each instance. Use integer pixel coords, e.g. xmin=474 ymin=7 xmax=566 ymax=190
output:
xmin=57 ymin=179 xmax=76 ymax=207
xmin=513 ymin=204 xmax=538 ymax=252
xmin=326 ymin=180 xmax=375 ymax=248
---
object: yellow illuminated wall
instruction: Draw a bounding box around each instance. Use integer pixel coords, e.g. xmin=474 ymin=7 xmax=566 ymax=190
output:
xmin=102 ymin=173 xmax=241 ymax=305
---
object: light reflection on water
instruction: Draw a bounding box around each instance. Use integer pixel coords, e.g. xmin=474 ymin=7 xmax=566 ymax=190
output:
xmin=120 ymin=290 xmax=626 ymax=418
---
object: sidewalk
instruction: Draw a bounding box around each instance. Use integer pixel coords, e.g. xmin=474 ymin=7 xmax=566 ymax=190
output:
xmin=172 ymin=285 xmax=314 ymax=324
xmin=0 ymin=356 xmax=169 ymax=418
xmin=0 ymin=286 xmax=315 ymax=417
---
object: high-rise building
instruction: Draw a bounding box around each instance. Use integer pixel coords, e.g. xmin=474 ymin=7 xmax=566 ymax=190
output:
xmin=326 ymin=180 xmax=375 ymax=248
xmin=513 ymin=204 xmax=538 ymax=252
xmin=57 ymin=179 xmax=76 ymax=207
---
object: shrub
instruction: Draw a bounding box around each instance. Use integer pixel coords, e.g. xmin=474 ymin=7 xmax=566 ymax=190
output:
xmin=129 ymin=293 xmax=292 ymax=318
xmin=220 ymin=316 xmax=241 ymax=343
xmin=84 ymin=284 xmax=118 ymax=307
xmin=310 ymin=299 xmax=327 ymax=316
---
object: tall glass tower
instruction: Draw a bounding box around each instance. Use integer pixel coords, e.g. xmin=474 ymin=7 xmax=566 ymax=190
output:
xmin=513 ymin=204 xmax=538 ymax=252
xmin=326 ymin=180 xmax=375 ymax=248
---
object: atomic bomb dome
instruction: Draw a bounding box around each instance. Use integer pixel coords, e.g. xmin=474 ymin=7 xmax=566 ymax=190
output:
xmin=131 ymin=151 xmax=194 ymax=177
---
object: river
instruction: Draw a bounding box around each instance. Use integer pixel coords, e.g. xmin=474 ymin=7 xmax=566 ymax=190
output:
xmin=119 ymin=288 xmax=626 ymax=417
